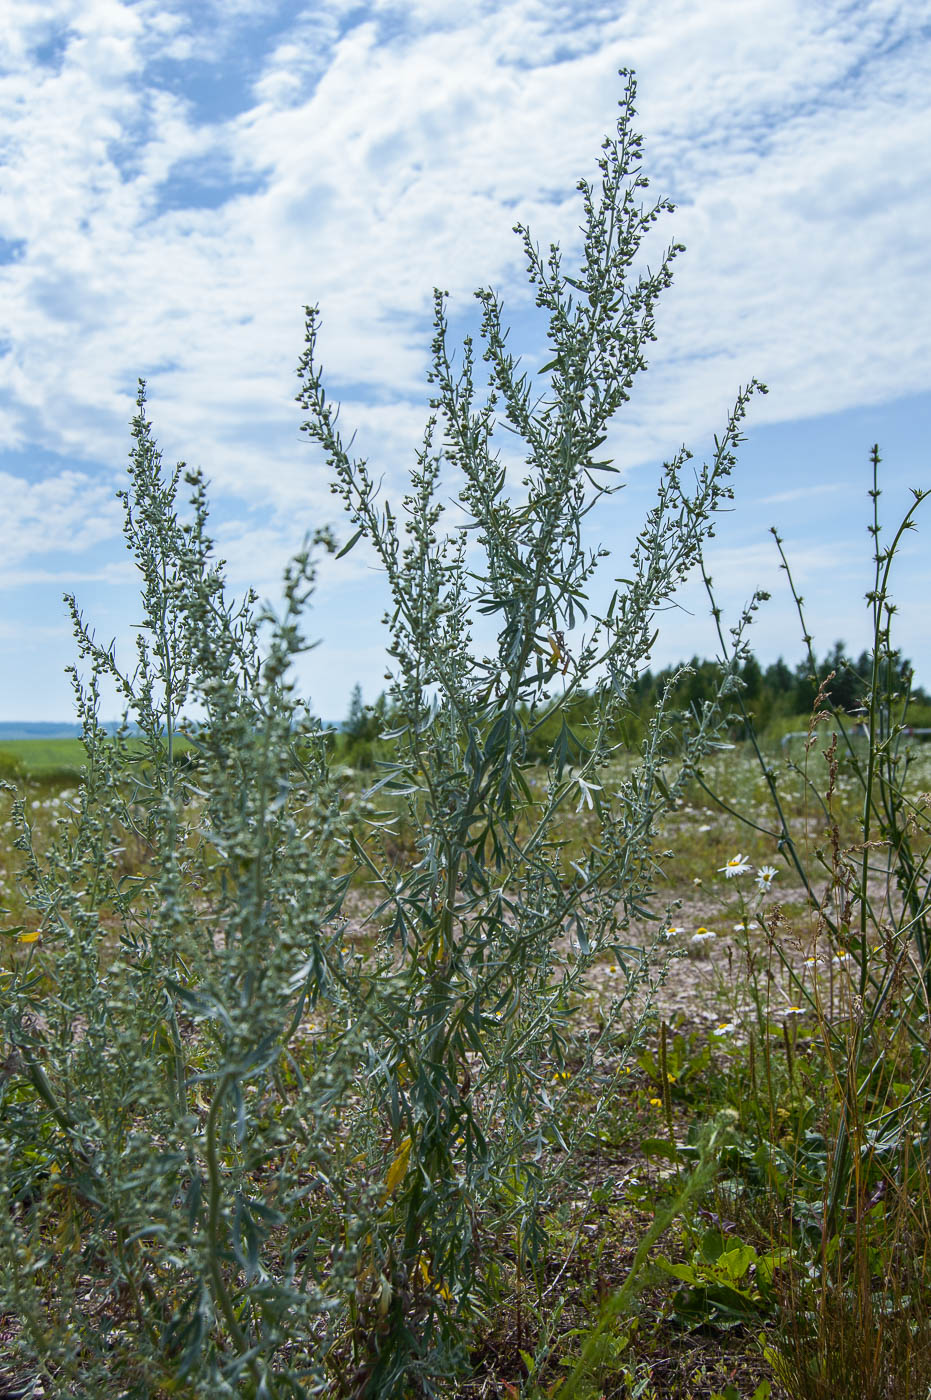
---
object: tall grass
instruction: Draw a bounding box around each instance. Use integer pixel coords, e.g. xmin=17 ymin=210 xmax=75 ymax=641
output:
xmin=702 ymin=450 xmax=931 ymax=1398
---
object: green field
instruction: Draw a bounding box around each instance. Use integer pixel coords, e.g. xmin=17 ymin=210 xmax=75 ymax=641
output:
xmin=0 ymin=737 xmax=86 ymax=777
xmin=0 ymin=735 xmax=195 ymax=779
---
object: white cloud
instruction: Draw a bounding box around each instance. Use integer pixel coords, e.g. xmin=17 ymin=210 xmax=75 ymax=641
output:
xmin=0 ymin=0 xmax=929 ymax=716
xmin=758 ymin=483 xmax=840 ymax=506
xmin=1 ymin=0 xmax=927 ymax=504
xmin=0 ymin=469 xmax=121 ymax=575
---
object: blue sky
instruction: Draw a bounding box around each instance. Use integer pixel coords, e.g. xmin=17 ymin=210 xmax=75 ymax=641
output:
xmin=1 ymin=0 xmax=929 ymax=722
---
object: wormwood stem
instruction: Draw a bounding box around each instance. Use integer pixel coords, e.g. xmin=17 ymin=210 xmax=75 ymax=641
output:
xmin=204 ymin=1073 xmax=278 ymax=1397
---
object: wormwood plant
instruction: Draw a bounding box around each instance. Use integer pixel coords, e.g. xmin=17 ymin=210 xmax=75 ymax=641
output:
xmin=296 ymin=70 xmax=763 ymax=1393
xmin=0 ymin=390 xmax=356 ymax=1396
xmin=0 ymin=73 xmax=764 ymax=1398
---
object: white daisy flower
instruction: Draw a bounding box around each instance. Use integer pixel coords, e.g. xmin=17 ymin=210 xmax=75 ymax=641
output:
xmin=719 ymin=853 xmax=752 ymax=878
xmin=690 ymin=928 xmax=716 ymax=945
xmin=712 ymin=1021 xmax=738 ymax=1036
xmin=663 ymin=925 xmax=684 ymax=939
xmin=756 ymin=865 xmax=778 ymax=892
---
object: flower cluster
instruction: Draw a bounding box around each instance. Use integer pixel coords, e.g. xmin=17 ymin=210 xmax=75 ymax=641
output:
xmin=719 ymin=853 xmax=780 ymax=894
xmin=661 ymin=923 xmax=716 ymax=945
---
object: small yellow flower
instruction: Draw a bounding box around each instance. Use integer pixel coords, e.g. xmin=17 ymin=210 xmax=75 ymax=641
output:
xmin=17 ymin=931 xmax=41 ymax=944
xmin=552 ymin=1070 xmax=571 ymax=1083
xmin=649 ymin=1096 xmax=663 ymax=1107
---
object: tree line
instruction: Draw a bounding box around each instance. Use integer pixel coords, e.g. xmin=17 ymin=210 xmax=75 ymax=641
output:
xmin=335 ymin=643 xmax=931 ymax=769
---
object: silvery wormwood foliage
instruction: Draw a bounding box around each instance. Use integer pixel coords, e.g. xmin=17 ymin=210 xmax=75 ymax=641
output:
xmin=0 ymin=386 xmax=367 ymax=1398
xmin=294 ymin=71 xmax=765 ymax=1394
xmin=0 ymin=72 xmax=765 ymax=1400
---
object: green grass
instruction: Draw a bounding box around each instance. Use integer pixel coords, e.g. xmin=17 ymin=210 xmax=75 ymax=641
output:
xmin=0 ymin=738 xmax=86 ymax=777
xmin=0 ymin=734 xmax=196 ymax=779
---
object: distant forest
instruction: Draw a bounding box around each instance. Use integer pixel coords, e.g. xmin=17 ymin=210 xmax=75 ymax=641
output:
xmin=336 ymin=643 xmax=931 ymax=768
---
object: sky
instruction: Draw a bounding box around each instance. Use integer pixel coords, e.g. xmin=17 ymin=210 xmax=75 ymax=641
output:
xmin=1 ymin=0 xmax=929 ymax=723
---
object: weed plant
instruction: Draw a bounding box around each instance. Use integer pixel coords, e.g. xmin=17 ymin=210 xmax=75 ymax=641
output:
xmin=295 ymin=67 xmax=766 ymax=1392
xmin=698 ymin=452 xmax=931 ymax=1398
xmin=0 ymin=74 xmax=765 ymax=1397
xmin=0 ymin=393 xmax=356 ymax=1397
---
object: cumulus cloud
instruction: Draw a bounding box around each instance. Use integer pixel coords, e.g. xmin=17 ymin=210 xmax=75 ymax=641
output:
xmin=0 ymin=0 xmax=929 ymax=717
xmin=0 ymin=469 xmax=121 ymax=575
xmin=2 ymin=0 xmax=928 ymax=480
